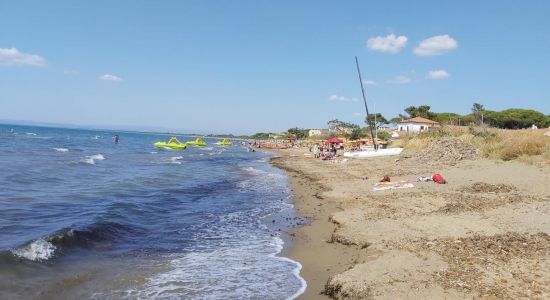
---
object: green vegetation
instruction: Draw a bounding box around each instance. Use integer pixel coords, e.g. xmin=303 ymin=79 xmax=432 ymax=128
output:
xmin=403 ymin=105 xmax=436 ymax=119
xmin=349 ymin=128 xmax=368 ymax=140
xmin=287 ymin=128 xmax=309 ymax=139
xmin=327 ymin=119 xmax=360 ymax=130
xmin=365 ymin=113 xmax=387 ymax=125
xmin=483 ymin=109 xmax=549 ymax=129
xmin=376 ymin=131 xmax=391 ymax=141
xmin=392 ymin=103 xmax=549 ymax=129
xmin=249 ymin=132 xmax=270 ymax=140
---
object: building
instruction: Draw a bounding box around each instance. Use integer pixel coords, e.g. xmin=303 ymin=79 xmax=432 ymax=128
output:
xmin=308 ymin=129 xmax=330 ymax=137
xmin=269 ymin=133 xmax=287 ymax=139
xmin=397 ymin=117 xmax=440 ymax=133
xmin=329 ymin=126 xmax=353 ymax=135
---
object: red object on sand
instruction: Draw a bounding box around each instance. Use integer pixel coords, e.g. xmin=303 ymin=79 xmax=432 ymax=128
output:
xmin=432 ymin=173 xmax=446 ymax=184
xmin=326 ymin=138 xmax=343 ymax=144
xmin=379 ymin=175 xmax=391 ymax=182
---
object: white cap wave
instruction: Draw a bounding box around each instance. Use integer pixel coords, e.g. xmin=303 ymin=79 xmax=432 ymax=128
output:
xmin=11 ymin=238 xmax=56 ymax=261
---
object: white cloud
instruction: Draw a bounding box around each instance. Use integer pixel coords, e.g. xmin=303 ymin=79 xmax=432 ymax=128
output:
xmin=99 ymin=74 xmax=122 ymax=82
xmin=0 ymin=48 xmax=47 ymax=66
xmin=363 ymin=80 xmax=377 ymax=85
xmin=426 ymin=69 xmax=450 ymax=79
xmin=328 ymin=95 xmax=358 ymax=102
xmin=367 ymin=34 xmax=408 ymax=54
xmin=388 ymin=75 xmax=411 ymax=84
xmin=413 ymin=34 xmax=458 ymax=56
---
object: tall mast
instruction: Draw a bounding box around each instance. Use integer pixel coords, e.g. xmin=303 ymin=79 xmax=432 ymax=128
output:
xmin=355 ymin=56 xmax=378 ymax=150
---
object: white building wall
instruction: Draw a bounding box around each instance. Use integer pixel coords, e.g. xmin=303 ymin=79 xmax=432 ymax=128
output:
xmin=398 ymin=123 xmax=430 ymax=133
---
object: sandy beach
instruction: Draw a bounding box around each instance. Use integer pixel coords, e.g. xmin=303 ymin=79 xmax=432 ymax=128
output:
xmin=271 ymin=143 xmax=550 ymax=299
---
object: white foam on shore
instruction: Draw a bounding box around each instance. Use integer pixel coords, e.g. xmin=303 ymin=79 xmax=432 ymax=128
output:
xmin=120 ymin=159 xmax=305 ymax=299
xmin=53 ymin=147 xmax=69 ymax=152
xmin=81 ymin=154 xmax=105 ymax=165
xmin=237 ymin=166 xmax=286 ymax=192
xmin=12 ymin=238 xmax=56 ymax=261
xmin=127 ymin=236 xmax=305 ymax=299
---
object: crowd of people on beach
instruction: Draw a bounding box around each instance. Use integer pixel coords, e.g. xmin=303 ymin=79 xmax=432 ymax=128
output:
xmin=310 ymin=143 xmax=343 ymax=160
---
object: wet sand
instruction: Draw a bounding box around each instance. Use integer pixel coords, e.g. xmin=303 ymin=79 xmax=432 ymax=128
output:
xmin=271 ymin=147 xmax=550 ymax=299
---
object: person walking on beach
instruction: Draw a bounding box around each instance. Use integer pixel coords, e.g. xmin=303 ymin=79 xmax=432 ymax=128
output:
xmin=313 ymin=144 xmax=320 ymax=158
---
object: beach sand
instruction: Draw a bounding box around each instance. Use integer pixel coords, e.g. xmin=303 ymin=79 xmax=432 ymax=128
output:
xmin=271 ymin=147 xmax=550 ymax=299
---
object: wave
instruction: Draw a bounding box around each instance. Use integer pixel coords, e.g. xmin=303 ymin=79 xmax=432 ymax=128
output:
xmin=81 ymin=154 xmax=105 ymax=165
xmin=125 ymin=236 xmax=306 ymax=299
xmin=52 ymin=147 xmax=69 ymax=152
xmin=11 ymin=238 xmax=56 ymax=261
xmin=170 ymin=156 xmax=183 ymax=164
xmin=10 ymin=222 xmax=140 ymax=262
xmin=25 ymin=132 xmax=37 ymax=136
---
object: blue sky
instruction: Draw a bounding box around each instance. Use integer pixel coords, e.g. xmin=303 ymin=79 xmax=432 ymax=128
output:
xmin=1 ymin=0 xmax=549 ymax=134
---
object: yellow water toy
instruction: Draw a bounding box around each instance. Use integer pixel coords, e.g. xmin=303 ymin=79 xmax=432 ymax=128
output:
xmin=186 ymin=137 xmax=207 ymax=147
xmin=154 ymin=137 xmax=188 ymax=150
xmin=215 ymin=139 xmax=232 ymax=146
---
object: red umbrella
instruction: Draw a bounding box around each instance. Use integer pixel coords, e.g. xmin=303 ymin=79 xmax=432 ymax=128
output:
xmin=326 ymin=138 xmax=343 ymax=144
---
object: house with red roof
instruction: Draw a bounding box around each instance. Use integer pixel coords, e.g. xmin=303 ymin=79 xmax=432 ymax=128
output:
xmin=397 ymin=117 xmax=440 ymax=133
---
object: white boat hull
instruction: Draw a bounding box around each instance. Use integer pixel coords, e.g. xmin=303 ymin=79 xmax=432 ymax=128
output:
xmin=344 ymin=148 xmax=403 ymax=158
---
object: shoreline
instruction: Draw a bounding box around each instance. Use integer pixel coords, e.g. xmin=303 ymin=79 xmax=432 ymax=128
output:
xmin=270 ymin=151 xmax=367 ymax=299
xmin=269 ymin=146 xmax=550 ymax=299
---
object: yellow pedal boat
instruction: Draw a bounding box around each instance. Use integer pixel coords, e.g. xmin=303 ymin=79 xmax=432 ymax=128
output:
xmin=154 ymin=137 xmax=187 ymax=150
xmin=214 ymin=139 xmax=232 ymax=146
xmin=186 ymin=137 xmax=207 ymax=147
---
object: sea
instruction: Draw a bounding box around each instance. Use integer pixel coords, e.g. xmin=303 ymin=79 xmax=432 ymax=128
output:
xmin=0 ymin=124 xmax=306 ymax=299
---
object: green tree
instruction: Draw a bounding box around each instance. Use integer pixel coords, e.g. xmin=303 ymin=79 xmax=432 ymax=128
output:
xmin=365 ymin=113 xmax=388 ymax=125
xmin=250 ymin=132 xmax=270 ymax=140
xmin=389 ymin=116 xmax=404 ymax=123
xmin=287 ymin=128 xmax=309 ymax=139
xmin=349 ymin=128 xmax=368 ymax=140
xmin=432 ymin=112 xmax=461 ymax=124
xmin=472 ymin=103 xmax=485 ymax=113
xmin=404 ymin=105 xmax=436 ymax=119
xmin=327 ymin=119 xmax=360 ymax=130
xmin=471 ymin=103 xmax=486 ymax=124
xmin=376 ymin=131 xmax=391 ymax=141
xmin=487 ymin=109 xmax=548 ymax=129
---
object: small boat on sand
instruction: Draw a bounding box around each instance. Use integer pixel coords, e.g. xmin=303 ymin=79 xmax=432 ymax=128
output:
xmin=344 ymin=148 xmax=403 ymax=158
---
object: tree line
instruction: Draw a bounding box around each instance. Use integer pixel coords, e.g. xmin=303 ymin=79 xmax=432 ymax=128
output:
xmin=247 ymin=103 xmax=549 ymax=140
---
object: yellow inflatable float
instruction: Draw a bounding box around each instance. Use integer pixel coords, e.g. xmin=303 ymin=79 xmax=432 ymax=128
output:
xmin=186 ymin=137 xmax=207 ymax=147
xmin=154 ymin=137 xmax=187 ymax=150
xmin=215 ymin=139 xmax=232 ymax=146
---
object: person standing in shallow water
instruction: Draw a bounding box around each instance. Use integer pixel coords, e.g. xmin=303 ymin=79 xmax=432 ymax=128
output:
xmin=113 ymin=134 xmax=119 ymax=144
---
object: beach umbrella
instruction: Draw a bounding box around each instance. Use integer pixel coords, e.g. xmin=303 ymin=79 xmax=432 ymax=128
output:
xmin=326 ymin=138 xmax=343 ymax=144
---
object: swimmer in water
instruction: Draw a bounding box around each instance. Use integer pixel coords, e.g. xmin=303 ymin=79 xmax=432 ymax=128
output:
xmin=113 ymin=134 xmax=120 ymax=143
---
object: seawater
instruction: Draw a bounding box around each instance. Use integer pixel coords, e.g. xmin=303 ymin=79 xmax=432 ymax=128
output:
xmin=0 ymin=124 xmax=305 ymax=299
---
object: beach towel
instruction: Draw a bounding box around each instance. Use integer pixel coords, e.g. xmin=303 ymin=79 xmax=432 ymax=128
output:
xmin=373 ymin=180 xmax=414 ymax=191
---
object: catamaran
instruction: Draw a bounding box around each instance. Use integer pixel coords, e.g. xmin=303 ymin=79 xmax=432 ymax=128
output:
xmin=343 ymin=57 xmax=403 ymax=158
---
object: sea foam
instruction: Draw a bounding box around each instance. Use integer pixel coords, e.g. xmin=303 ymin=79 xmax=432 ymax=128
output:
xmin=81 ymin=154 xmax=106 ymax=165
xmin=53 ymin=147 xmax=69 ymax=152
xmin=12 ymin=238 xmax=56 ymax=261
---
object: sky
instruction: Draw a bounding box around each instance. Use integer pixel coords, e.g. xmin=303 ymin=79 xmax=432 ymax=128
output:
xmin=1 ymin=0 xmax=549 ymax=134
